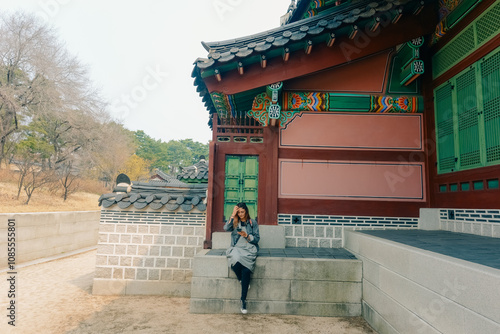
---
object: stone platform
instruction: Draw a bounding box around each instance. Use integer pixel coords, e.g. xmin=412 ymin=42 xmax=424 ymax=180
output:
xmin=190 ymin=247 xmax=362 ymax=316
xmin=345 ymin=230 xmax=500 ymax=334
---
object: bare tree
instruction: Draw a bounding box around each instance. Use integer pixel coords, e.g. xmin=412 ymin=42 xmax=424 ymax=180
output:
xmin=88 ymin=121 xmax=136 ymax=190
xmin=15 ymin=158 xmax=33 ymax=199
xmin=0 ymin=11 xmax=105 ymax=167
xmin=1 ymin=11 xmax=117 ymax=203
xmin=57 ymin=160 xmax=80 ymax=201
xmin=0 ymin=12 xmax=54 ymax=165
xmin=22 ymin=167 xmax=54 ymax=205
xmin=13 ymin=131 xmax=53 ymax=203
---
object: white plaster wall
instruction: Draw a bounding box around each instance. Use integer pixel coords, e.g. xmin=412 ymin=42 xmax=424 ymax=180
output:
xmin=0 ymin=211 xmax=100 ymax=269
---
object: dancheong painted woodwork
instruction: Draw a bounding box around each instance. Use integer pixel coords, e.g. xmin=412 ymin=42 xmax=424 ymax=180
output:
xmin=432 ymin=0 xmax=484 ymax=43
xmin=247 ymin=91 xmax=421 ymax=127
xmin=193 ymin=0 xmax=500 ymax=235
xmin=282 ymin=92 xmax=421 ymax=113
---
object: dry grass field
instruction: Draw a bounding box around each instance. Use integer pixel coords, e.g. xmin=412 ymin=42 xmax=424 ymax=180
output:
xmin=0 ymin=168 xmax=104 ymax=213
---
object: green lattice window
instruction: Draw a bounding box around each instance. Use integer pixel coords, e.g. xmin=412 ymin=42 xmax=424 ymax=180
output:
xmin=435 ymin=83 xmax=456 ymax=173
xmin=434 ymin=46 xmax=500 ymax=174
xmin=433 ymin=1 xmax=500 ymax=79
xmin=482 ymin=50 xmax=500 ymax=164
xmin=456 ymin=68 xmax=481 ymax=169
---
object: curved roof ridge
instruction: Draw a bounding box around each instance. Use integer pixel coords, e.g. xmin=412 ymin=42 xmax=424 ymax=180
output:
xmin=202 ymin=1 xmax=355 ymax=52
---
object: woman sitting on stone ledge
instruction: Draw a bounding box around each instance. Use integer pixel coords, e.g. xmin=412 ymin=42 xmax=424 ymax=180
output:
xmin=224 ymin=202 xmax=260 ymax=314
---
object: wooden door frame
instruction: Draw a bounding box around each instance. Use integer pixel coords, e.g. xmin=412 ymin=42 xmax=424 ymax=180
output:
xmin=205 ymin=126 xmax=278 ymax=248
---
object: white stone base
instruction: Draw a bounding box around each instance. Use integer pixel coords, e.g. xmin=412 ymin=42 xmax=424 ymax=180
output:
xmin=345 ymin=230 xmax=500 ymax=334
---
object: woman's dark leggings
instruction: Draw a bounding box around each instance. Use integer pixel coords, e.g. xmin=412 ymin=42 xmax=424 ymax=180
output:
xmin=231 ymin=262 xmax=251 ymax=301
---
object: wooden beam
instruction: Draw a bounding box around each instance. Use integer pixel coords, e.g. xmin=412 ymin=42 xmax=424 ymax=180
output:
xmin=349 ymin=25 xmax=358 ymax=39
xmin=392 ymin=8 xmax=403 ymax=23
xmin=260 ymin=55 xmax=267 ymax=68
xmin=279 ymin=198 xmax=422 ymax=217
xmin=214 ymin=68 xmax=222 ymax=82
xmin=327 ymin=33 xmax=336 ymax=47
xmin=305 ymin=40 xmax=313 ymax=54
xmin=283 ymin=47 xmax=290 ymax=62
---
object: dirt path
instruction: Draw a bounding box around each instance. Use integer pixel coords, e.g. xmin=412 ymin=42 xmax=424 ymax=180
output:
xmin=0 ymin=250 xmax=375 ymax=334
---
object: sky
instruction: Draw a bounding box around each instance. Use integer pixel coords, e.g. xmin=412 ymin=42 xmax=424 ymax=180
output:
xmin=1 ymin=0 xmax=293 ymax=144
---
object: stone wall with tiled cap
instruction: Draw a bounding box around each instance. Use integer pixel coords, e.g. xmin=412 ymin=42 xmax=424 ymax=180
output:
xmin=278 ymin=213 xmax=419 ymax=248
xmin=440 ymin=209 xmax=500 ymax=238
xmin=92 ymin=207 xmax=206 ymax=296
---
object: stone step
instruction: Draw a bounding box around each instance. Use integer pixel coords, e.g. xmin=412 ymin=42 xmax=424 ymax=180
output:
xmin=190 ymin=249 xmax=362 ymax=316
xmin=190 ymin=298 xmax=362 ymax=317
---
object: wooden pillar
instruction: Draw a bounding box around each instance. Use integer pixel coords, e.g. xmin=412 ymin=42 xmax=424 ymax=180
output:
xmin=260 ymin=125 xmax=279 ymax=225
xmin=204 ymin=140 xmax=216 ymax=249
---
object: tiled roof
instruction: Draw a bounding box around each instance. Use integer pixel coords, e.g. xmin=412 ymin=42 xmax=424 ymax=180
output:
xmin=98 ymin=181 xmax=207 ymax=212
xmin=194 ymin=0 xmax=425 ymax=70
xmin=177 ymin=158 xmax=208 ymax=182
xmin=282 ymin=0 xmax=356 ymax=25
xmin=151 ymin=169 xmax=191 ymax=187
xmin=192 ymin=0 xmax=433 ymax=116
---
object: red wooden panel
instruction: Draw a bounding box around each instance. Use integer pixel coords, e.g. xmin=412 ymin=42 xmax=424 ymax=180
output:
xmin=279 ymin=159 xmax=425 ymax=201
xmin=280 ymin=113 xmax=423 ymax=151
xmin=284 ymin=50 xmax=392 ymax=93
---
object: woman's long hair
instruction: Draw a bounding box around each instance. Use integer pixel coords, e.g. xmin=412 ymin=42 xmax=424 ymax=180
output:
xmin=236 ymin=202 xmax=250 ymax=223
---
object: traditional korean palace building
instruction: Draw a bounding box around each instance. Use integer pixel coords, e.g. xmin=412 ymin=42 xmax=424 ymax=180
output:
xmin=92 ymin=1 xmax=499 ymax=332
xmin=192 ymin=0 xmax=500 ymax=248
xmin=189 ymin=1 xmax=500 ymax=330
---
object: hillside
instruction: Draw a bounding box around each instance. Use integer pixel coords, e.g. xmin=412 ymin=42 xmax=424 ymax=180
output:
xmin=0 ymin=169 xmax=103 ymax=213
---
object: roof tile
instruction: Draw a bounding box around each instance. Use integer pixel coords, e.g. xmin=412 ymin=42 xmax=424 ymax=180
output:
xmin=255 ymin=42 xmax=272 ymax=52
xmin=290 ymin=31 xmax=307 ymax=41
xmin=236 ymin=48 xmax=253 ymax=57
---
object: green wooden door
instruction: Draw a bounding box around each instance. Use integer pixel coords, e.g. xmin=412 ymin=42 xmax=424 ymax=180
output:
xmin=435 ymin=82 xmax=456 ymax=173
xmin=456 ymin=67 xmax=482 ymax=169
xmin=434 ymin=46 xmax=500 ymax=174
xmin=224 ymin=155 xmax=258 ymax=221
xmin=481 ymin=49 xmax=500 ymax=165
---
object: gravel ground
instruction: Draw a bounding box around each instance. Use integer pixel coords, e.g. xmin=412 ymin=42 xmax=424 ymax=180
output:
xmin=0 ymin=250 xmax=376 ymax=334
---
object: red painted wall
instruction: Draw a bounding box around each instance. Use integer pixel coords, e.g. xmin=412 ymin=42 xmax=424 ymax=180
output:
xmin=280 ymin=113 xmax=423 ymax=151
xmin=284 ymin=50 xmax=392 ymax=93
xmin=279 ymin=159 xmax=425 ymax=202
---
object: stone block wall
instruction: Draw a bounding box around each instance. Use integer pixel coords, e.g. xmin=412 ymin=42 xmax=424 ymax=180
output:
xmin=345 ymin=230 xmax=500 ymax=334
xmin=439 ymin=209 xmax=500 ymax=238
xmin=278 ymin=213 xmax=418 ymax=248
xmin=0 ymin=211 xmax=100 ymax=269
xmin=191 ymin=250 xmax=363 ymax=316
xmin=92 ymin=208 xmax=205 ymax=296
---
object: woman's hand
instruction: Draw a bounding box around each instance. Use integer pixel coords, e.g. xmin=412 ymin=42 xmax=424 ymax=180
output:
xmin=231 ymin=206 xmax=239 ymax=218
xmin=232 ymin=206 xmax=239 ymax=228
xmin=238 ymin=231 xmax=248 ymax=238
